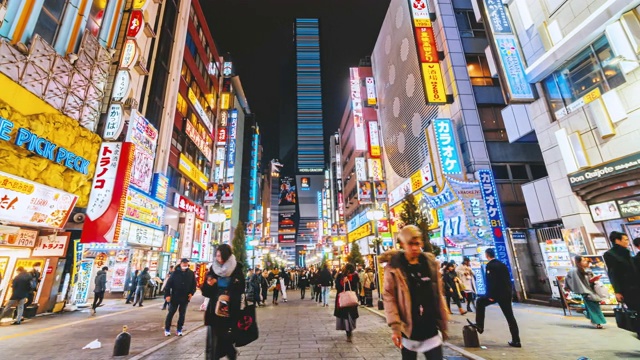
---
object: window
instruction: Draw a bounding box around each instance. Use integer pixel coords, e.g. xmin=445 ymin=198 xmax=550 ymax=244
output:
xmin=492 ymin=165 xmax=509 ymax=180
xmin=87 ymin=0 xmax=109 ymax=38
xmin=466 ymin=55 xmax=498 ymax=86
xmin=455 ymin=10 xmax=485 ymax=38
xmin=33 ymin=0 xmax=67 ymax=44
xmin=478 ymin=107 xmax=508 ymax=142
xmin=176 ymin=93 xmax=188 ymax=116
xmin=185 ymin=32 xmax=197 ymax=57
xmin=530 ymin=164 xmax=548 ymax=180
xmin=509 ymin=165 xmax=529 ymax=180
xmin=542 ymin=36 xmax=625 ymax=120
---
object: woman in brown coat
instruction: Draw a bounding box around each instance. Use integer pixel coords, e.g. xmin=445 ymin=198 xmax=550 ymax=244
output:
xmin=381 ymin=225 xmax=449 ymax=360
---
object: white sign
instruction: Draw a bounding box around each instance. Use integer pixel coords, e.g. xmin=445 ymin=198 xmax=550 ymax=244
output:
xmin=350 ymin=68 xmax=367 ymax=151
xmin=121 ymin=220 xmax=164 ymax=247
xmin=32 ymin=234 xmax=68 ymax=257
xmin=355 ymin=157 xmax=367 ymax=181
xmin=367 ymin=158 xmax=384 ymax=181
xmin=126 ymin=111 xmax=158 ymax=192
xmin=87 ymin=143 xmax=122 ymax=220
xmin=223 ymin=62 xmax=233 ymax=76
xmin=185 ymin=120 xmax=212 ymax=161
xmin=112 ymin=70 xmax=131 ymax=102
xmin=420 ymin=163 xmax=434 ymax=187
xmin=201 ymin=222 xmax=213 ymax=262
xmin=0 ymin=171 xmax=78 ymax=229
xmin=388 ymin=178 xmax=412 ymax=206
xmin=188 ymin=88 xmax=213 ymax=133
xmin=365 ymin=77 xmax=377 ymax=106
xmin=103 ymin=104 xmax=124 ymax=140
xmin=120 ymin=39 xmax=138 ymax=69
xmin=216 ymin=146 xmax=226 ymax=165
xmin=368 ymin=121 xmax=381 ymax=157
xmin=180 ymin=212 xmax=196 ymax=259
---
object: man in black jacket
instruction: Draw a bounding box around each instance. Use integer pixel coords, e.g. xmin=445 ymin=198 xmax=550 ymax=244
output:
xmin=164 ymin=258 xmax=196 ymax=336
xmin=0 ymin=267 xmax=32 ymax=325
xmin=468 ymin=248 xmax=521 ymax=348
xmin=604 ymin=232 xmax=640 ymax=311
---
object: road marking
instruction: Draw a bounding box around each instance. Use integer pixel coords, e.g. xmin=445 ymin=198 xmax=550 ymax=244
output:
xmin=0 ymin=305 xmax=155 ymax=341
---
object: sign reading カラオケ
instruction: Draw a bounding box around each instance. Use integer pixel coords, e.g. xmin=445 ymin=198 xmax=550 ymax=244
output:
xmin=433 ymin=119 xmax=462 ymax=175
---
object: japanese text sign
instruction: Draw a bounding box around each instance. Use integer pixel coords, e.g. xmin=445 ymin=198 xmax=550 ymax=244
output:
xmin=173 ymin=193 xmax=205 ymax=220
xmin=32 ymin=233 xmax=70 ymax=257
xmin=124 ymin=187 xmax=165 ymax=230
xmin=483 ymin=0 xmax=512 ymax=34
xmin=350 ymin=68 xmax=367 ymax=151
xmin=367 ymin=121 xmax=381 ymax=158
xmin=87 ymin=143 xmax=121 ymax=220
xmin=433 ymin=119 xmax=462 ymax=174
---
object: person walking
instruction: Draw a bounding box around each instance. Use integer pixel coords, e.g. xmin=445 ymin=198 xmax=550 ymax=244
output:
xmin=299 ymin=270 xmax=309 ymax=299
xmin=565 ymin=255 xmax=606 ymax=329
xmin=0 ymin=267 xmax=33 ymax=325
xmin=357 ymin=265 xmax=366 ymax=305
xmin=126 ymin=270 xmax=139 ymax=304
xmin=164 ymin=259 xmax=196 ymax=336
xmin=260 ymin=270 xmax=269 ymax=306
xmin=161 ymin=266 xmax=174 ymax=310
xmin=381 ymin=225 xmax=449 ymax=360
xmin=443 ymin=263 xmax=467 ymax=315
xmin=457 ymin=258 xmax=476 ymax=312
xmin=604 ymin=231 xmax=640 ymax=311
xmin=467 ymin=248 xmax=521 ymax=348
xmin=362 ymin=268 xmax=376 ymax=307
xmin=314 ymin=271 xmax=322 ymax=304
xmin=280 ymin=268 xmax=290 ymax=303
xmin=202 ymin=244 xmax=244 ymax=360
xmin=334 ymin=264 xmax=360 ymax=342
xmin=250 ymin=268 xmax=262 ymax=305
xmin=26 ymin=262 xmax=42 ymax=307
xmin=132 ymin=267 xmax=151 ymax=307
xmin=309 ymin=268 xmax=317 ymax=300
xmin=90 ymin=266 xmax=108 ymax=316
xmin=269 ymin=268 xmax=281 ymax=305
xmin=319 ymin=263 xmax=333 ymax=307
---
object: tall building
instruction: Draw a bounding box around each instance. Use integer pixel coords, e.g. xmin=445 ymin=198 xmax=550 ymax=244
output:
xmin=295 ymin=18 xmax=325 ymax=174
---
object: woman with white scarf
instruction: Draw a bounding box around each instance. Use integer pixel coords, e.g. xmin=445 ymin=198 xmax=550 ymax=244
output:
xmin=565 ymin=255 xmax=606 ymax=329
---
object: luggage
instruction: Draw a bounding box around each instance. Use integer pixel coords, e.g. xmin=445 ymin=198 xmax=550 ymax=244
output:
xmin=463 ymin=325 xmax=480 ymax=348
xmin=614 ymin=303 xmax=638 ymax=332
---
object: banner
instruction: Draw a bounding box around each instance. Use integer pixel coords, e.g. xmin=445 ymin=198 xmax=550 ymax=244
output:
xmin=358 ymin=181 xmax=373 ymax=205
xmin=447 ymin=178 xmax=493 ymax=244
xmin=434 ymin=119 xmax=462 ymax=175
xmin=374 ymin=181 xmax=387 ymax=201
xmin=220 ymin=183 xmax=234 ymax=204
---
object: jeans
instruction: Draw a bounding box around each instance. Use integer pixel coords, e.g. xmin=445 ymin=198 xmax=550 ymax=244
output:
xmin=126 ymin=287 xmax=137 ymax=303
xmin=0 ymin=298 xmax=26 ymax=322
xmin=401 ymin=345 xmax=443 ymax=360
xmin=165 ymin=299 xmax=189 ymax=331
xmin=132 ymin=287 xmax=145 ymax=305
xmin=446 ymin=293 xmax=462 ymax=311
xmin=92 ymin=291 xmax=105 ymax=310
xmin=322 ymin=286 xmax=330 ymax=306
xmin=300 ymin=286 xmax=306 ymax=299
xmin=475 ymin=296 xmax=520 ymax=343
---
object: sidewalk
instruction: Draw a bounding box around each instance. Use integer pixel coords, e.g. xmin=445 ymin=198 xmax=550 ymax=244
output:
xmin=367 ymin=302 xmax=640 ymax=360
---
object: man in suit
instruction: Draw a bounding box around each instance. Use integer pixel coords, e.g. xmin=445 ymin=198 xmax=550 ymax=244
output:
xmin=467 ymin=248 xmax=521 ymax=348
xmin=604 ymin=232 xmax=640 ymax=311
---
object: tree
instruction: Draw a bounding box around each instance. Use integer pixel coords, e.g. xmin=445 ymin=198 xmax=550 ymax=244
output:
xmin=232 ymin=221 xmax=249 ymax=270
xmin=346 ymin=242 xmax=364 ymax=266
xmin=399 ymin=193 xmax=437 ymax=254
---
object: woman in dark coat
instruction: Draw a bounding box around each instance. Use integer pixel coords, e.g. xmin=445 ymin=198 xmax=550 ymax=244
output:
xmin=201 ymin=244 xmax=245 ymax=360
xmin=443 ymin=263 xmax=467 ymax=315
xmin=334 ymin=263 xmax=360 ymax=342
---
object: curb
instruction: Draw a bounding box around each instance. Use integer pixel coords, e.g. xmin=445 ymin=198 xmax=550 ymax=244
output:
xmin=363 ymin=306 xmax=486 ymax=360
xmin=128 ymin=324 xmax=206 ymax=360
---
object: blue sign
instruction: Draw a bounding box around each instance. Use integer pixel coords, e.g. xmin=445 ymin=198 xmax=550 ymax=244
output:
xmin=483 ymin=0 xmax=512 ymax=34
xmin=249 ymin=132 xmax=259 ymax=205
xmin=347 ymin=210 xmax=369 ymax=233
xmin=478 ymin=169 xmax=514 ymax=281
xmin=0 ymin=117 xmax=91 ymax=174
xmin=472 ymin=265 xmax=487 ymax=296
xmin=434 ymin=119 xmax=462 ymax=174
xmin=424 ymin=182 xmax=456 ymax=208
xmin=495 ymin=35 xmax=534 ymax=100
xmin=151 ymin=173 xmax=169 ymax=203
xmin=227 ymin=109 xmax=238 ymax=171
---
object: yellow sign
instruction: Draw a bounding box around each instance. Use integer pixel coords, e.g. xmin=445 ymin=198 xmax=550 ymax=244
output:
xmin=583 ymin=87 xmax=601 ymax=105
xmin=410 ymin=172 xmax=423 ymax=193
xmin=220 ymin=93 xmax=230 ymax=110
xmin=133 ymin=0 xmax=147 ymax=9
xmin=422 ymin=63 xmax=447 ymax=104
xmin=348 ymin=222 xmax=372 ymax=242
xmin=178 ymin=154 xmax=208 ymax=190
xmin=414 ymin=19 xmax=432 ymax=27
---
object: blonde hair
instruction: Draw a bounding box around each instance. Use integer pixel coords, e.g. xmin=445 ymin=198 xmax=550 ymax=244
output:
xmin=398 ymin=225 xmax=422 ymax=243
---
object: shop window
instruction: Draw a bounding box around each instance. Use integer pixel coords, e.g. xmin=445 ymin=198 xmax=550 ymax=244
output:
xmin=530 ymin=164 xmax=548 ymax=180
xmin=455 ymin=10 xmax=485 ymax=38
xmin=542 ymin=36 xmax=625 ymax=120
xmin=466 ymin=55 xmax=497 ymax=86
xmin=33 ymin=0 xmax=68 ymax=44
xmin=492 ymin=165 xmax=509 ymax=180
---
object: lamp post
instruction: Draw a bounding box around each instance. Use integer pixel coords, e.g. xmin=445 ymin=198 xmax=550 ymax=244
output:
xmin=366 ymin=206 xmax=385 ymax=310
xmin=249 ymin=239 xmax=259 ymax=270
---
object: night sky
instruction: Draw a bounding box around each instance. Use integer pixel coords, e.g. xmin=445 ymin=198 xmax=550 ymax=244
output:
xmin=202 ymin=0 xmax=391 ymax=168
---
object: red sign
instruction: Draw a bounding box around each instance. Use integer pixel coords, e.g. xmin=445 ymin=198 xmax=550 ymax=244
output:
xmin=127 ymin=10 xmax=144 ymax=38
xmin=173 ymin=193 xmax=205 ymax=220
xmin=46 ymin=266 xmax=53 ymax=274
xmin=376 ymin=220 xmax=390 ymax=233
xmin=217 ymin=127 xmax=227 ymax=144
xmin=415 ymin=27 xmax=438 ymax=63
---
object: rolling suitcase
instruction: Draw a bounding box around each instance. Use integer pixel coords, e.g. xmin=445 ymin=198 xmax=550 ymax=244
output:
xmin=463 ymin=325 xmax=480 ymax=347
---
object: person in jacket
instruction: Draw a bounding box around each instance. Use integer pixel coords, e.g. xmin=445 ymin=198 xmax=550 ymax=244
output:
xmin=565 ymin=255 xmax=606 ymax=328
xmin=260 ymin=270 xmax=269 ymax=305
xmin=382 ymin=225 xmax=449 ymax=360
xmin=443 ymin=263 xmax=467 ymax=315
xmin=363 ymin=268 xmax=376 ymax=307
xmin=26 ymin=262 xmax=42 ymax=306
xmin=604 ymin=231 xmax=640 ymax=311
xmin=467 ymin=248 xmax=521 ymax=348
xmin=0 ymin=267 xmax=33 ymax=325
xmin=164 ymin=258 xmax=196 ymax=336
xmin=633 ymin=237 xmax=640 ymax=273
xmin=201 ymin=244 xmax=244 ymax=360
xmin=91 ymin=266 xmax=108 ymax=316
xmin=319 ymin=263 xmax=333 ymax=307
xmin=299 ymin=270 xmax=309 ymax=299
xmin=456 ymin=258 xmax=476 ymax=312
xmin=314 ymin=269 xmax=322 ymax=303
xmin=249 ymin=268 xmax=262 ymax=304
xmin=334 ymin=263 xmax=360 ymax=342
xmin=132 ymin=267 xmax=151 ymax=307
xmin=161 ymin=266 xmax=174 ymax=310
xmin=309 ymin=268 xmax=317 ymax=300
xmin=357 ymin=265 xmax=366 ymax=305
xmin=268 ymin=268 xmax=281 ymax=305
xmin=280 ymin=268 xmax=290 ymax=303
xmin=126 ymin=270 xmax=139 ymax=304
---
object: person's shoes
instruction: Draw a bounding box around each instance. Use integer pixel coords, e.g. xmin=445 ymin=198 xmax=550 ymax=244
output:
xmin=125 ymin=301 xmax=131 ymax=304
xmin=284 ymin=299 xmax=287 ymax=302
xmin=176 ymin=330 xmax=183 ymax=336
xmin=161 ymin=307 xmax=166 ymax=310
xmin=467 ymin=309 xmax=473 ymax=313
xmin=132 ymin=303 xmax=137 ymax=306
xmin=139 ymin=304 xmax=143 ymax=307
xmin=11 ymin=321 xmax=21 ymax=325
xmin=466 ymin=319 xmax=484 ymax=334
xmin=164 ymin=330 xmax=171 ymax=336
xmin=508 ymin=341 xmax=522 ymax=348
xmin=346 ymin=333 xmax=353 ymax=342
xmin=459 ymin=309 xmax=468 ymax=315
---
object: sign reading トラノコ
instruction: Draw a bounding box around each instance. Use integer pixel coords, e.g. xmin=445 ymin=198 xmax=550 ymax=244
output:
xmin=0 ymin=171 xmax=77 ymax=229
xmin=433 ymin=119 xmax=462 ymax=174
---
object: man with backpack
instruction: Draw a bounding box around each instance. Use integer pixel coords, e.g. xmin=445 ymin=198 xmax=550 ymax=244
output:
xmin=91 ymin=266 xmax=108 ymax=316
xmin=26 ymin=262 xmax=42 ymax=306
xmin=132 ymin=267 xmax=151 ymax=307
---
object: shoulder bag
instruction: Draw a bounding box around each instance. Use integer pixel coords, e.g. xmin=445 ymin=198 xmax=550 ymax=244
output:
xmin=338 ymin=277 xmax=359 ymax=308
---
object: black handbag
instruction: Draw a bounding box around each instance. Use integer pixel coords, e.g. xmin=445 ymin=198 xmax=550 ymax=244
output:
xmin=234 ymin=303 xmax=259 ymax=347
xmin=614 ymin=303 xmax=638 ymax=332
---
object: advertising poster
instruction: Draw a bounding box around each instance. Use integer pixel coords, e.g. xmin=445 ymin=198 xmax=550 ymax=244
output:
xmin=617 ymin=196 xmax=640 ymax=218
xmin=205 ymin=182 xmax=219 ymax=205
xmin=126 ymin=111 xmax=158 ymax=193
xmin=151 ymin=173 xmax=169 ymax=203
xmin=300 ymin=177 xmax=311 ymax=190
xmin=278 ymin=213 xmax=296 ymax=233
xmin=279 ymin=177 xmax=297 ymax=205
xmin=220 ymin=183 xmax=234 ymax=204
xmin=562 ymin=228 xmax=588 ymax=259
xmin=75 ymin=259 xmax=94 ymax=304
xmin=124 ymin=187 xmax=165 ymax=230
xmin=358 ymin=181 xmax=373 ymax=204
xmin=374 ymin=181 xmax=387 ymax=200
xmin=110 ymin=262 xmax=128 ymax=292
xmin=589 ymin=201 xmax=621 ymax=222
xmin=350 ymin=68 xmax=367 ymax=151
xmin=448 ymin=178 xmax=493 ymax=245
xmin=582 ymin=255 xmax=617 ymax=305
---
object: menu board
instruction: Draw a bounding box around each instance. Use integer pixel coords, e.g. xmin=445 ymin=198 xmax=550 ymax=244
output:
xmin=540 ymin=239 xmax=572 ymax=299
xmin=0 ymin=171 xmax=78 ymax=229
xmin=110 ymin=262 xmax=129 ymax=292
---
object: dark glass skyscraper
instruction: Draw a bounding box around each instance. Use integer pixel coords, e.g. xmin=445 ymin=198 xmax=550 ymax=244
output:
xmin=295 ymin=18 xmax=325 ymax=173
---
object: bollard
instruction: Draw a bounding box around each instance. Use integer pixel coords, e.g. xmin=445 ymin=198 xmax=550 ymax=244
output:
xmin=113 ymin=325 xmax=131 ymax=357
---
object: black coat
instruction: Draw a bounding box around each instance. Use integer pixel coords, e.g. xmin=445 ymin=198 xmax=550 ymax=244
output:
xmin=298 ymin=274 xmax=309 ymax=288
xmin=10 ymin=272 xmax=32 ymax=300
xmin=164 ymin=267 xmax=196 ymax=301
xmin=334 ymin=273 xmax=359 ymax=320
xmin=319 ymin=269 xmax=333 ymax=286
xmin=485 ymin=259 xmax=512 ymax=301
xmin=201 ymin=262 xmax=245 ymax=328
xmin=443 ymin=271 xmax=462 ymax=300
xmin=604 ymin=245 xmax=640 ymax=298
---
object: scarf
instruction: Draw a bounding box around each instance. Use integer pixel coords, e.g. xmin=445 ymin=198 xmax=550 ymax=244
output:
xmin=211 ymin=254 xmax=237 ymax=278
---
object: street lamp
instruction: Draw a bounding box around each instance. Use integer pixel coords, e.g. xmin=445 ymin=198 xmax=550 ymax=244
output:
xmin=249 ymin=239 xmax=260 ymax=270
